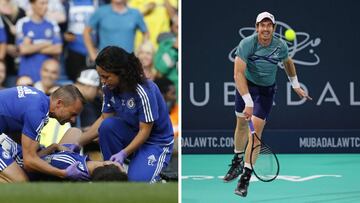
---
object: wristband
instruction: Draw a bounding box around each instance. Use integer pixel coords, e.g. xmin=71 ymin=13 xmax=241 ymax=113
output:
xmin=288 ymin=76 xmax=300 ymax=88
xmin=242 ymin=93 xmax=254 ymax=107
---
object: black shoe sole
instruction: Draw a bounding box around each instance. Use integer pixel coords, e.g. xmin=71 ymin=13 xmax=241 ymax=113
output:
xmin=234 ymin=190 xmax=247 ymax=197
xmin=223 ymin=177 xmax=238 ymax=183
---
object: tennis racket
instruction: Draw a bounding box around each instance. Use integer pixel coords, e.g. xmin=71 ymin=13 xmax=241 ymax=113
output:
xmin=248 ymin=120 xmax=280 ymax=182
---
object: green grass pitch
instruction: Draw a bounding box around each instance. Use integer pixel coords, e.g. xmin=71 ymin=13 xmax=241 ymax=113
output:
xmin=0 ymin=182 xmax=178 ymax=203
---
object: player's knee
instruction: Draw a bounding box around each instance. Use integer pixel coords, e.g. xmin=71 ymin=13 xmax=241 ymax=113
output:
xmin=15 ymin=174 xmax=28 ymax=183
xmin=1 ymin=163 xmax=29 ymax=183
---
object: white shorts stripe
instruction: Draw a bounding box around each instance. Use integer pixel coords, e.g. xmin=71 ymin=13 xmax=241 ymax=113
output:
xmin=53 ymin=154 xmax=77 ymax=162
xmin=0 ymin=159 xmax=8 ymax=171
xmin=52 ymin=154 xmax=77 ymax=164
xmin=151 ymin=148 xmax=168 ymax=183
xmin=150 ymin=147 xmax=169 ymax=183
xmin=52 ymin=157 xmax=75 ymax=165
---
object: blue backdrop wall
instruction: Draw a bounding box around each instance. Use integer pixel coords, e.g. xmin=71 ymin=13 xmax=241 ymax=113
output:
xmin=182 ymin=0 xmax=360 ymax=153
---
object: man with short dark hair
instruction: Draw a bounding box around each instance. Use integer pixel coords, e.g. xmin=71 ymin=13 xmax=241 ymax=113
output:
xmin=0 ymin=85 xmax=87 ymax=182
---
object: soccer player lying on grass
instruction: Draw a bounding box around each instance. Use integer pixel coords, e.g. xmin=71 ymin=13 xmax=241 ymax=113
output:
xmin=0 ymin=133 xmax=127 ymax=182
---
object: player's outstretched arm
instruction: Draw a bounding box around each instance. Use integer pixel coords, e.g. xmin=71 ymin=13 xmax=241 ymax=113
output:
xmin=21 ymin=134 xmax=67 ymax=178
xmin=283 ymin=58 xmax=312 ymax=100
xmin=36 ymin=143 xmax=73 ymax=157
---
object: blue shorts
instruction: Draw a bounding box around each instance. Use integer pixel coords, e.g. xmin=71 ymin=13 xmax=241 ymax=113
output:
xmin=235 ymin=80 xmax=277 ymax=120
xmin=0 ymin=134 xmax=23 ymax=170
xmin=0 ymin=146 xmax=14 ymax=172
xmin=98 ymin=117 xmax=173 ymax=182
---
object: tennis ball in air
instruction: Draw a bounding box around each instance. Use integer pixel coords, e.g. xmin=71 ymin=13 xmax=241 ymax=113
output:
xmin=285 ymin=29 xmax=296 ymax=41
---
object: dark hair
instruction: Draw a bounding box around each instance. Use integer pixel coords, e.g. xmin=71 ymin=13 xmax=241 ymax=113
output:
xmin=154 ymin=77 xmax=174 ymax=95
xmin=51 ymin=85 xmax=86 ymax=106
xmin=95 ymin=46 xmax=146 ymax=93
xmin=91 ymin=164 xmax=128 ymax=182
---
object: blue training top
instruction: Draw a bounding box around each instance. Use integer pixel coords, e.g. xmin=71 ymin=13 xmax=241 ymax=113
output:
xmin=16 ymin=17 xmax=62 ymax=82
xmin=42 ymin=151 xmax=90 ymax=176
xmin=67 ymin=0 xmax=97 ymax=55
xmin=0 ymin=86 xmax=50 ymax=141
xmin=102 ymin=80 xmax=174 ymax=145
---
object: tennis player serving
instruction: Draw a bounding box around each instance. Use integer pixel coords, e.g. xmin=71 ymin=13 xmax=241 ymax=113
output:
xmin=222 ymin=11 xmax=312 ymax=197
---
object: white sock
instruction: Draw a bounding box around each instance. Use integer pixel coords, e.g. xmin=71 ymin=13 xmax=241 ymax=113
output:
xmin=244 ymin=162 xmax=252 ymax=170
xmin=234 ymin=149 xmax=244 ymax=154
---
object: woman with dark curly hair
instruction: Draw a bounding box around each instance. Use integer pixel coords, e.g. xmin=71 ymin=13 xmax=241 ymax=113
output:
xmin=79 ymin=46 xmax=174 ymax=182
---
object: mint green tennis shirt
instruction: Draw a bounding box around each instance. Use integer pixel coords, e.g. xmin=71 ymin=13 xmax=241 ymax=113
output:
xmin=235 ymin=33 xmax=289 ymax=86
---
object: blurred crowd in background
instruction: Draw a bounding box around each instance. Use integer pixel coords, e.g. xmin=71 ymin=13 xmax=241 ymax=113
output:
xmin=0 ymin=0 xmax=178 ymax=176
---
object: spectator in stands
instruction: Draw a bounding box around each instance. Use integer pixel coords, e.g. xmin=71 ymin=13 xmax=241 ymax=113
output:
xmin=154 ymin=14 xmax=178 ymax=95
xmin=16 ymin=75 xmax=34 ymax=86
xmin=32 ymin=59 xmax=70 ymax=148
xmin=154 ymin=77 xmax=177 ymax=138
xmin=74 ymin=69 xmax=101 ymax=129
xmin=83 ymin=0 xmax=149 ymax=62
xmin=64 ymin=0 xmax=98 ymax=82
xmin=157 ymin=13 xmax=178 ymax=43
xmin=34 ymin=58 xmax=60 ymax=95
xmin=0 ymin=61 xmax=6 ymax=89
xmin=0 ymin=17 xmax=6 ymax=62
xmin=46 ymin=0 xmax=66 ymax=25
xmin=16 ymin=0 xmax=62 ymax=83
xmin=136 ymin=41 xmax=156 ymax=80
xmin=129 ymin=0 xmax=178 ymax=50
xmin=14 ymin=0 xmax=66 ymax=25
xmin=0 ymin=0 xmax=26 ymax=87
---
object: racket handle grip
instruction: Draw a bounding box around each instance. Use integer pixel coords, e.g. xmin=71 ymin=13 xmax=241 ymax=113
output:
xmin=248 ymin=120 xmax=256 ymax=134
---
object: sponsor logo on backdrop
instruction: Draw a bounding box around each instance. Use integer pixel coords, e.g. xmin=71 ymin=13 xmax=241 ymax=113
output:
xmin=228 ymin=21 xmax=321 ymax=68
xmin=300 ymin=136 xmax=360 ymax=148
xmin=182 ymin=136 xmax=234 ymax=148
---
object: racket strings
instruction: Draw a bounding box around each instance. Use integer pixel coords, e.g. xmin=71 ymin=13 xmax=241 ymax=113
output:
xmin=252 ymin=139 xmax=279 ymax=181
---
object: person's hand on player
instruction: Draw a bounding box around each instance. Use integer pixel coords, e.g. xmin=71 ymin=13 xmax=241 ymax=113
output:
xmin=65 ymin=161 xmax=90 ymax=180
xmin=110 ymin=150 xmax=128 ymax=165
xmin=243 ymin=106 xmax=253 ymax=121
xmin=293 ymin=87 xmax=312 ymax=100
